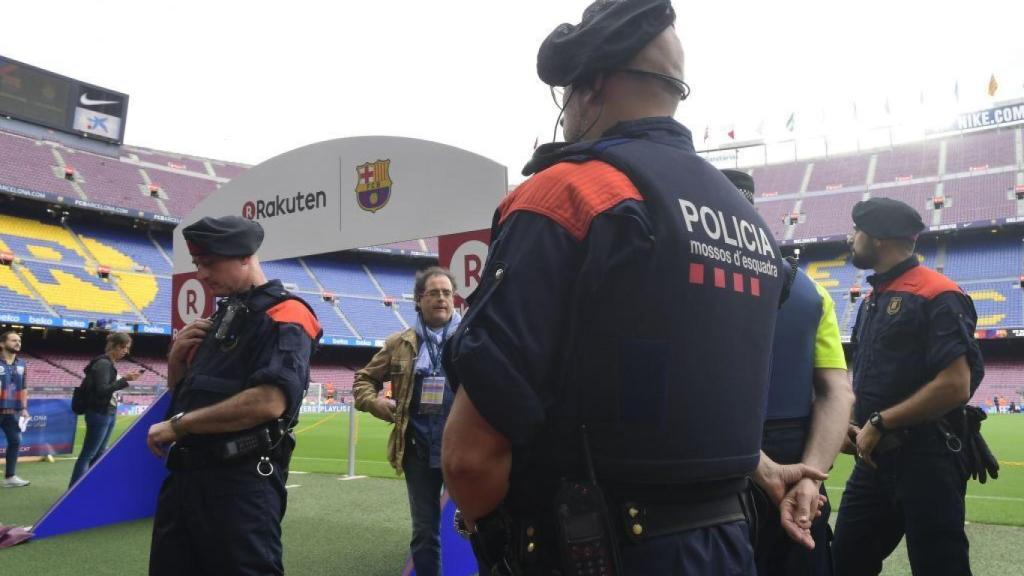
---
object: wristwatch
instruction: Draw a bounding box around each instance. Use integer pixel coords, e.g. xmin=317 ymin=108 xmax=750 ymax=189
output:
xmin=868 ymin=411 xmax=887 ymax=433
xmin=453 ymin=508 xmax=473 ymax=539
xmin=169 ymin=412 xmax=187 ymax=437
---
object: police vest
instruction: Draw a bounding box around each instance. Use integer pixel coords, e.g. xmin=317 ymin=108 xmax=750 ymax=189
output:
xmin=765 ymin=268 xmax=821 ymax=422
xmin=544 ymin=122 xmax=785 ymax=485
xmin=172 ymin=280 xmax=319 ymax=447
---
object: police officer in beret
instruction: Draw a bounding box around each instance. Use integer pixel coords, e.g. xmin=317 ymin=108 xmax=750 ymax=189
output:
xmin=832 ymin=198 xmax=984 ymax=575
xmin=723 ymin=169 xmax=854 ymax=575
xmin=147 ymin=215 xmax=322 ymax=576
xmin=441 ymin=2 xmax=824 ymax=574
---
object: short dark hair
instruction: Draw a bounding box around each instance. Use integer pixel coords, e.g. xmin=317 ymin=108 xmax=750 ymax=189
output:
xmin=413 ymin=266 xmax=456 ymax=312
xmin=105 ymin=332 xmax=132 ymax=352
xmin=0 ymin=330 xmax=20 ymax=344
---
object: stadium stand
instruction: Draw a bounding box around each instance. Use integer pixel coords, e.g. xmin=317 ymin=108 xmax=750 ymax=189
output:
xmin=975 ymin=358 xmax=1024 ymax=405
xmin=807 ymin=155 xmax=870 ymax=191
xmin=749 ymin=162 xmax=808 ymax=197
xmin=944 ymin=129 xmax=1017 ymax=173
xmin=63 ymin=148 xmax=164 ymax=214
xmin=2 ymin=122 xmax=1022 ymax=414
xmin=963 ymin=280 xmax=1024 ymax=329
xmin=22 ymin=354 xmax=80 ymax=389
xmin=210 ymin=162 xmax=248 ymax=180
xmin=72 ymin=222 xmax=172 ymax=274
xmin=871 ymin=183 xmax=938 ymax=218
xmin=337 ymin=298 xmax=405 ymax=340
xmin=309 ymin=363 xmax=356 ymax=399
xmin=0 ymin=130 xmax=76 ymax=197
xmin=0 ymin=267 xmax=51 ymax=315
xmin=943 ymin=233 xmax=1023 ymax=282
xmin=305 ymin=298 xmax=357 ymax=339
xmin=261 ymin=258 xmax=319 ymax=292
xmin=792 ymin=192 xmax=864 ymax=239
xmin=306 ymin=257 xmax=381 ymax=297
xmin=941 ymin=172 xmax=1018 ymax=224
xmin=0 ymin=213 xmax=89 ymax=265
xmin=365 ymin=261 xmax=419 ymax=299
xmin=753 ymin=198 xmax=796 ymax=241
xmin=872 ymin=140 xmax=941 ymax=183
xmin=145 ymin=169 xmax=219 ymax=216
xmin=126 ymin=147 xmax=208 ymax=175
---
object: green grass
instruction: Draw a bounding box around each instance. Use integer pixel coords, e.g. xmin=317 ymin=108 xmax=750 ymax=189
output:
xmin=2 ymin=412 xmax=1022 ymax=574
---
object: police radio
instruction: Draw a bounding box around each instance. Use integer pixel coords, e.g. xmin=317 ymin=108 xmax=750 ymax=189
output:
xmin=554 ymin=426 xmax=621 ymax=576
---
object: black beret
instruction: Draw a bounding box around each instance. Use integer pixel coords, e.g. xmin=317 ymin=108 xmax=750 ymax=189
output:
xmin=183 ymin=215 xmax=264 ymax=257
xmin=722 ymin=169 xmax=755 ymax=204
xmin=851 ymin=197 xmax=925 ymax=240
xmin=537 ymin=0 xmax=676 ymax=87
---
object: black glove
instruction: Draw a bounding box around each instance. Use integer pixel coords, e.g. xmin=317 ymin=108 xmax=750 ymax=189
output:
xmin=972 ymin=433 xmax=999 ymax=484
xmin=964 ymin=406 xmax=999 ymax=484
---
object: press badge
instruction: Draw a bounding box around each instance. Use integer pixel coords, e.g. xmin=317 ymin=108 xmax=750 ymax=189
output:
xmin=418 ymin=376 xmax=447 ymax=416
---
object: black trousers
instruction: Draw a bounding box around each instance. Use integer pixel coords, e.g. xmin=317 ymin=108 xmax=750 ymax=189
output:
xmin=832 ymin=426 xmax=971 ymax=576
xmin=149 ymin=458 xmax=289 ymax=576
xmin=755 ymin=425 xmax=833 ymax=576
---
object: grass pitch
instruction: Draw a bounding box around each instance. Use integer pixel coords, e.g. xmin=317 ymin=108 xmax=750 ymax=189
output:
xmin=1 ymin=412 xmax=1021 ymax=574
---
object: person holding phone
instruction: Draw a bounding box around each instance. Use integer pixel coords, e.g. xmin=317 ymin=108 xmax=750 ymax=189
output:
xmin=69 ymin=332 xmax=141 ymax=486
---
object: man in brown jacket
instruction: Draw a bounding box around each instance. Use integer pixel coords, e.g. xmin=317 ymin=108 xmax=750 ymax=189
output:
xmin=353 ymin=266 xmax=460 ymax=576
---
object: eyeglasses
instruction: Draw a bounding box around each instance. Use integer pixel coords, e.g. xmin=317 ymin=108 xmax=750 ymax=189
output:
xmin=618 ymin=68 xmax=691 ymax=101
xmin=423 ymin=289 xmax=453 ymax=299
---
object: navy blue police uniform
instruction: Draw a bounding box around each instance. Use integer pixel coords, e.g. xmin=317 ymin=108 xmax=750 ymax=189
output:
xmin=723 ymin=168 xmax=841 ymax=575
xmin=446 ymin=12 xmax=786 ymax=554
xmin=832 ymin=199 xmax=984 ymax=576
xmin=446 ymin=119 xmax=784 ymax=575
xmin=149 ymin=216 xmax=321 ymax=576
xmin=757 ymin=269 xmax=835 ymax=575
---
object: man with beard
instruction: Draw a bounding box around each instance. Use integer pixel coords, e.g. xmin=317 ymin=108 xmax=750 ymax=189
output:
xmin=1 ymin=330 xmax=30 ymax=488
xmin=832 ymin=197 xmax=984 ymax=575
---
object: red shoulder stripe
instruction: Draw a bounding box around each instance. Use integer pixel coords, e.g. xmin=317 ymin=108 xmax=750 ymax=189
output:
xmin=884 ymin=266 xmax=963 ymax=300
xmin=266 ymin=300 xmax=321 ymax=340
xmin=498 ymin=160 xmax=642 ymax=241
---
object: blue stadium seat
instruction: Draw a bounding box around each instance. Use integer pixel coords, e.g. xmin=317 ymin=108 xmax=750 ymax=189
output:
xmin=338 ymin=298 xmax=405 ymax=340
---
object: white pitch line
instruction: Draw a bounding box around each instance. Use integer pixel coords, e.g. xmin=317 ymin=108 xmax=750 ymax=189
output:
xmin=826 ymin=485 xmax=1024 ymax=503
xmin=291 ymin=456 xmax=383 ymax=463
xmin=338 ymin=475 xmax=368 ymax=481
xmin=285 ymin=484 xmax=302 ymax=489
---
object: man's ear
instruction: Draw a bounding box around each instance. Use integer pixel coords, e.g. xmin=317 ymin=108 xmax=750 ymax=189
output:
xmin=587 ymin=72 xmax=607 ymax=106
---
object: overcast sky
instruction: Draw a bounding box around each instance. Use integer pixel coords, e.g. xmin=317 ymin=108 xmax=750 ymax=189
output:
xmin=3 ymin=0 xmax=1022 ymax=181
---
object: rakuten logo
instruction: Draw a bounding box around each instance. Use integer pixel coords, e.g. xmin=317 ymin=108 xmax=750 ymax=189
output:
xmin=242 ymin=190 xmax=327 ymax=220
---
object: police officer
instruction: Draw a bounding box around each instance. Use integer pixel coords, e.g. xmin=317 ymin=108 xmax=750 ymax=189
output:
xmin=440 ymin=2 xmax=822 ymax=574
xmin=832 ymin=197 xmax=984 ymax=575
xmin=724 ymin=170 xmax=854 ymax=575
xmin=147 ymin=215 xmax=321 ymax=576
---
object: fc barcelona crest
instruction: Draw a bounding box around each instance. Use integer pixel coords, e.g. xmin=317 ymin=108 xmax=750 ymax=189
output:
xmin=887 ymin=296 xmax=902 ymax=316
xmin=355 ymin=159 xmax=393 ymax=213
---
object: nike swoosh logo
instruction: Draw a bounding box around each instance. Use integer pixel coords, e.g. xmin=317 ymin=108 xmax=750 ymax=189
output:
xmin=80 ymin=94 xmax=120 ymax=106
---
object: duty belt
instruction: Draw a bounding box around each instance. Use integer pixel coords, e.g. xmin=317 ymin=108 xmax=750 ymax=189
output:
xmin=615 ymin=491 xmax=749 ymax=543
xmin=167 ymin=427 xmax=277 ymax=471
